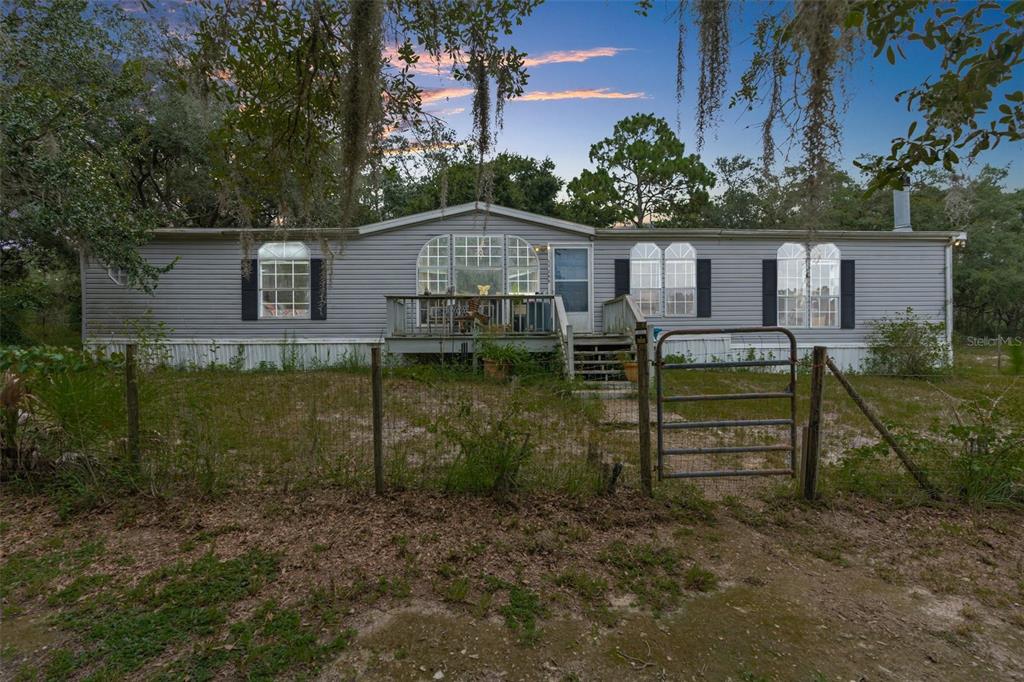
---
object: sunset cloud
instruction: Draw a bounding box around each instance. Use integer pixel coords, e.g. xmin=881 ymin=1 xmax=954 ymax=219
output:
xmin=522 ymin=47 xmax=631 ymax=68
xmin=384 ymin=46 xmax=630 ymax=75
xmin=420 ymin=87 xmax=475 ymax=104
xmin=515 ymin=88 xmax=646 ymax=102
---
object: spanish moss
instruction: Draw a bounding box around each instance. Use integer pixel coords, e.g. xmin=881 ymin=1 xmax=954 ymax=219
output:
xmin=694 ymin=0 xmax=730 ymax=149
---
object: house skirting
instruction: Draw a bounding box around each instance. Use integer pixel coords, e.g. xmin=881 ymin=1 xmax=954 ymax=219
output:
xmin=656 ymin=334 xmax=871 ymax=372
xmin=84 ymin=337 xmax=382 ymax=371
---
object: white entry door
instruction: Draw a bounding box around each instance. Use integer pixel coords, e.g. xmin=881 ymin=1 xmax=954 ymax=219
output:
xmin=551 ymin=245 xmax=592 ymax=332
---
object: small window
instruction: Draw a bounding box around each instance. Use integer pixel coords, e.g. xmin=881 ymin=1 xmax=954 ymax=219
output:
xmin=258 ymin=242 xmax=311 ymax=319
xmin=630 ymin=243 xmax=662 ymax=317
xmin=664 ymin=243 xmax=696 ymax=317
xmin=107 ymin=266 xmax=127 ymax=286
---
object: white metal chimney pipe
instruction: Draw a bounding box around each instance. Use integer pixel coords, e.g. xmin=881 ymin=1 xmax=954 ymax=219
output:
xmin=893 ymin=187 xmax=912 ymax=231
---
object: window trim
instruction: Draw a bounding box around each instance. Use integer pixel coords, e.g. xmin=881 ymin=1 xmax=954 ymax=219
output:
xmin=258 ymin=241 xmax=312 ymax=320
xmin=776 ymin=242 xmax=841 ymax=329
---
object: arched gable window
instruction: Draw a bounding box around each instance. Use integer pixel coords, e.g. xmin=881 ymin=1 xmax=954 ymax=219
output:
xmin=416 ymin=234 xmax=540 ymax=296
xmin=417 ymin=235 xmax=450 ymax=294
xmin=506 ymin=236 xmax=540 ymax=294
xmin=664 ymin=242 xmax=697 ymax=316
xmin=777 ymin=243 xmax=807 ymax=327
xmin=258 ymin=242 xmax=311 ymax=319
xmin=630 ymin=243 xmax=662 ymax=316
xmin=810 ymin=244 xmax=841 ymax=328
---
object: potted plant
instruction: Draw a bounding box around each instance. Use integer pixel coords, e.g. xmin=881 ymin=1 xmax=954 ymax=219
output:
xmin=479 ymin=339 xmax=526 ymax=380
xmin=619 ymin=351 xmax=639 ymax=383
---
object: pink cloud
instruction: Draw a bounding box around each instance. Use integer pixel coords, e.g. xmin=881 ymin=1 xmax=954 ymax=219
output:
xmin=420 ymin=87 xmax=475 ymax=104
xmin=522 ymin=47 xmax=631 ymax=68
xmin=384 ymin=45 xmax=630 ymax=75
xmin=515 ymin=88 xmax=646 ymax=102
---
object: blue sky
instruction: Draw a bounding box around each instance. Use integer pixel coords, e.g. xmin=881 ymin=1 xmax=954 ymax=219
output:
xmin=410 ymin=0 xmax=1024 ymax=189
xmin=132 ymin=0 xmax=1023 ymax=188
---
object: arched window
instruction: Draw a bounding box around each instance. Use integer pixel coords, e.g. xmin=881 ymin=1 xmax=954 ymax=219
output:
xmin=417 ymin=235 xmax=450 ymax=294
xmin=506 ymin=236 xmax=540 ymax=294
xmin=630 ymin=243 xmax=662 ymax=316
xmin=810 ymin=244 xmax=840 ymax=328
xmin=258 ymin=242 xmax=310 ymax=319
xmin=664 ymin=243 xmax=697 ymax=316
xmin=776 ymin=243 xmax=841 ymax=328
xmin=777 ymin=243 xmax=807 ymax=327
xmin=416 ymin=234 xmax=540 ymax=296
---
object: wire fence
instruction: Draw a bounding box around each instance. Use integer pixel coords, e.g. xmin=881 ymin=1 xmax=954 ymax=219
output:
xmin=2 ymin=341 xmax=1019 ymax=508
xmin=126 ymin=353 xmax=636 ymax=499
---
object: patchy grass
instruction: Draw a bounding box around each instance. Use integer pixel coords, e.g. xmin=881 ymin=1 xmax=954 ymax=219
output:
xmin=601 ymin=541 xmax=684 ymax=612
xmin=166 ymin=601 xmax=354 ymax=681
xmin=57 ymin=550 xmax=279 ymax=676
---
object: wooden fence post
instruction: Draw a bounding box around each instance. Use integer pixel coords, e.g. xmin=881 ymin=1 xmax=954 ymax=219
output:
xmin=125 ymin=343 xmax=140 ymax=466
xmin=801 ymin=346 xmax=826 ymax=500
xmin=636 ymin=324 xmax=652 ymax=498
xmin=825 ymin=355 xmax=941 ymax=500
xmin=371 ymin=345 xmax=385 ymax=495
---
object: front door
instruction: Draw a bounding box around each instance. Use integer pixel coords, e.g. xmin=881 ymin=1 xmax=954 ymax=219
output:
xmin=551 ymin=245 xmax=592 ymax=332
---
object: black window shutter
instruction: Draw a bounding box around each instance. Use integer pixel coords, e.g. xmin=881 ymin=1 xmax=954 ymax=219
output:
xmin=241 ymin=259 xmax=258 ymax=321
xmin=840 ymin=259 xmax=855 ymax=329
xmin=762 ymin=259 xmax=777 ymax=326
xmin=614 ymin=259 xmax=630 ymax=298
xmin=696 ymin=259 xmax=712 ymax=318
xmin=311 ymin=258 xmax=327 ymax=320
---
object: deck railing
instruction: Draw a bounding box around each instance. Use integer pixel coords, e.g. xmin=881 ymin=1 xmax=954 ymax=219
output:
xmin=385 ymin=294 xmax=558 ymax=338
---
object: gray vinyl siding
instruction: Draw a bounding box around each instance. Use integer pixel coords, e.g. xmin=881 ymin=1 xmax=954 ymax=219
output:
xmin=82 ymin=206 xmax=951 ymax=345
xmin=83 ymin=212 xmax=588 ymax=340
xmin=592 ymin=237 xmax=949 ymax=344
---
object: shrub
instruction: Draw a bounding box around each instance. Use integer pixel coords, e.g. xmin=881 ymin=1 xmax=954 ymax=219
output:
xmin=864 ymin=307 xmax=950 ymax=377
xmin=829 ymin=396 xmax=1023 ymax=507
xmin=1008 ymin=343 xmax=1024 ymax=375
xmin=432 ymin=398 xmax=533 ymax=497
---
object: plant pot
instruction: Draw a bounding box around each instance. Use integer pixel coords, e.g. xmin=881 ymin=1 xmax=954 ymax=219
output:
xmin=482 ymin=358 xmax=509 ymax=381
xmin=622 ymin=360 xmax=639 ymax=383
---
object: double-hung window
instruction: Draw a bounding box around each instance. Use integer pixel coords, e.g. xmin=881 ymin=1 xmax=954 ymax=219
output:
xmin=664 ymin=243 xmax=697 ymax=316
xmin=629 ymin=243 xmax=662 ymax=317
xmin=776 ymin=242 xmax=840 ymax=328
xmin=258 ymin=242 xmax=311 ymax=319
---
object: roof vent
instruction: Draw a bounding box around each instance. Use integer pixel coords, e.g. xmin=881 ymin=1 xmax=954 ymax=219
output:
xmin=893 ymin=186 xmax=912 ymax=232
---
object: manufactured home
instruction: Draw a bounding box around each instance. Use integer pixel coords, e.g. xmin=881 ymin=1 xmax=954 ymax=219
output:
xmin=81 ymin=202 xmax=962 ymax=375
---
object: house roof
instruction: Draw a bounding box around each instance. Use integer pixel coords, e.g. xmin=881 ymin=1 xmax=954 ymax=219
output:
xmin=150 ymin=202 xmax=963 ymax=243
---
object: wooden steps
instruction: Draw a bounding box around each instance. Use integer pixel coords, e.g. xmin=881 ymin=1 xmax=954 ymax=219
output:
xmin=571 ymin=334 xmax=634 ymax=385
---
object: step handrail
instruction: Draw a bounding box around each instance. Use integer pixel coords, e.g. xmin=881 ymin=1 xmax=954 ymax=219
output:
xmin=602 ymin=294 xmax=646 ymax=336
xmin=553 ymin=295 xmax=574 ymax=378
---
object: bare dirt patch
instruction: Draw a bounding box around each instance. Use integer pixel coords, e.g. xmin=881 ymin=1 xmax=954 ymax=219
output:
xmin=2 ymin=490 xmax=1022 ymax=680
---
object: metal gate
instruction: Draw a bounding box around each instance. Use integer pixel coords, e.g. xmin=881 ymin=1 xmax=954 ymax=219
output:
xmin=654 ymin=327 xmax=798 ymax=479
